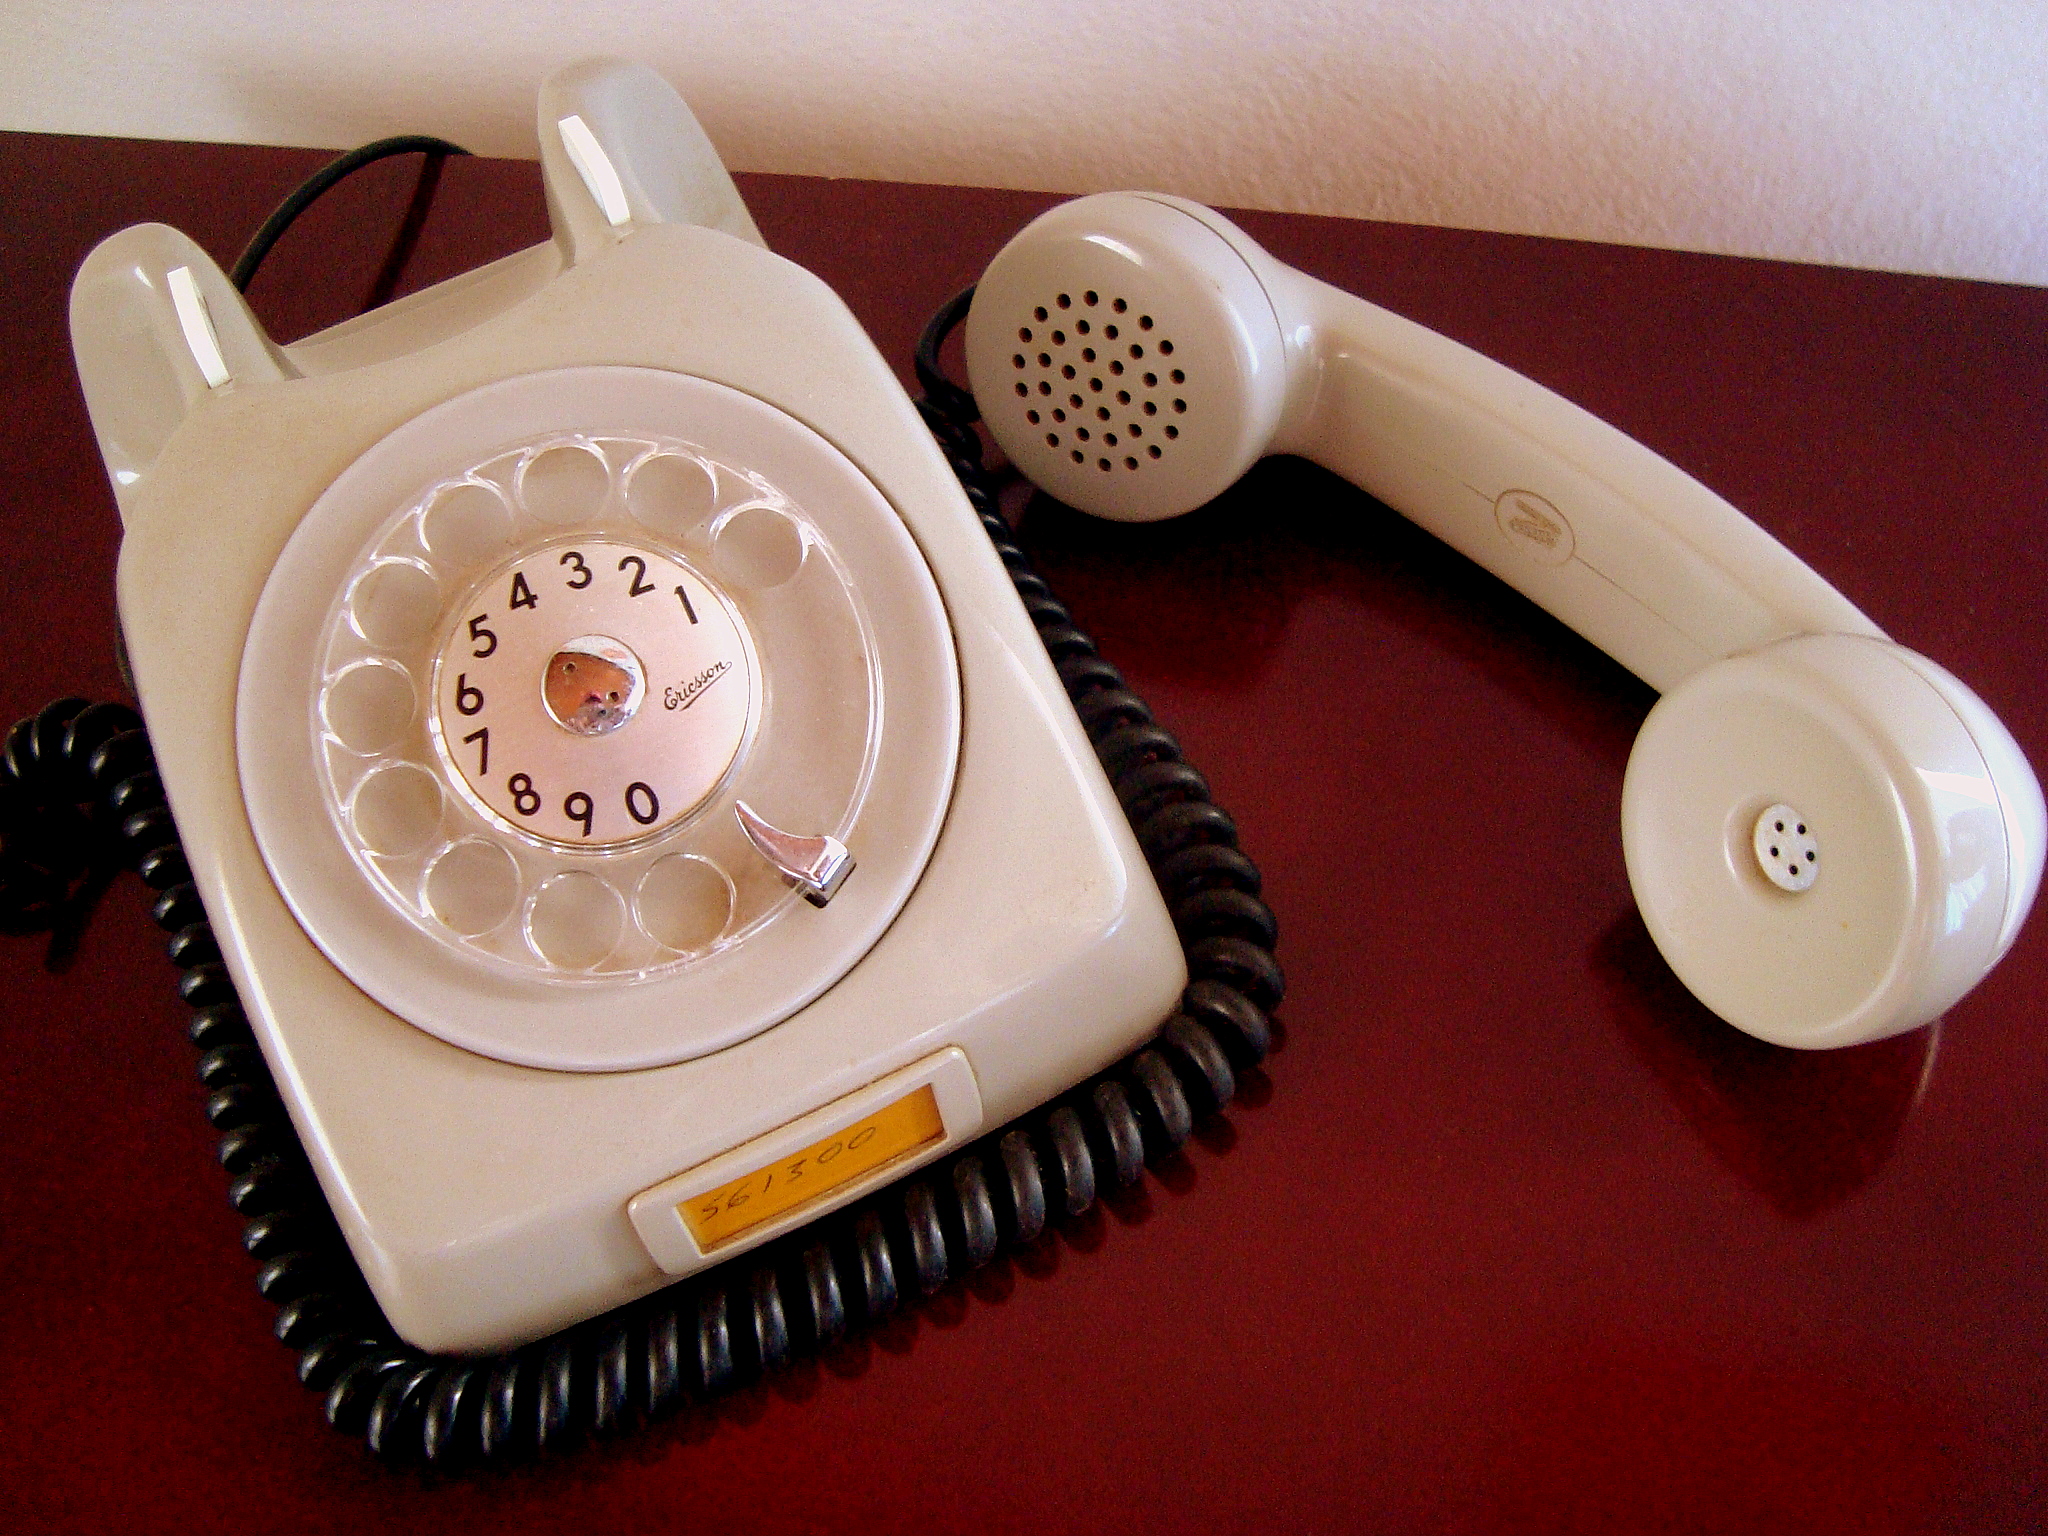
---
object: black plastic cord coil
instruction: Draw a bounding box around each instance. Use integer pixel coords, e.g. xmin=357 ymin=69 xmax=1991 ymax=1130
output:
xmin=1 ymin=288 xmax=1284 ymax=1464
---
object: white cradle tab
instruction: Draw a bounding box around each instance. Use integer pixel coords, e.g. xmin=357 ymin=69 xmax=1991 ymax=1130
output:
xmin=556 ymin=114 xmax=633 ymax=229
xmin=165 ymin=265 xmax=231 ymax=388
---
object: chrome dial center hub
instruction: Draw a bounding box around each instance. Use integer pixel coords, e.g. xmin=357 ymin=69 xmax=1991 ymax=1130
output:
xmin=543 ymin=634 xmax=646 ymax=737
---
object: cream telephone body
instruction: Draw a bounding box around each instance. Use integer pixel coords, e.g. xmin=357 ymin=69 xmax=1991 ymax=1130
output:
xmin=69 ymin=62 xmax=1183 ymax=1354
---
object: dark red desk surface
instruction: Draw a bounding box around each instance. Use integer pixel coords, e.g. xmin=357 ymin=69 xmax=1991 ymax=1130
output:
xmin=2 ymin=133 xmax=2044 ymax=1534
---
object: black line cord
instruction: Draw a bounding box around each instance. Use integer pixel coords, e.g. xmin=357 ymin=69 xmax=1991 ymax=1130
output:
xmin=228 ymin=135 xmax=469 ymax=294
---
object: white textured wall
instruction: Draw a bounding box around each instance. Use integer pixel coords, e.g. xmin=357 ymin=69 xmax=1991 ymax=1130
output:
xmin=3 ymin=1 xmax=2043 ymax=284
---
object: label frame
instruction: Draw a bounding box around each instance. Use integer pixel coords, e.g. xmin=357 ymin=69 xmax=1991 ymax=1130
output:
xmin=626 ymin=1047 xmax=983 ymax=1271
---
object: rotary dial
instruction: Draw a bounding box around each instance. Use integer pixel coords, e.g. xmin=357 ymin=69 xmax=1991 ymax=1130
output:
xmin=240 ymin=368 xmax=960 ymax=1069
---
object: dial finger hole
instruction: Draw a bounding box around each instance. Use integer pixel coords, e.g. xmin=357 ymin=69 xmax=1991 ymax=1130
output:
xmin=323 ymin=660 xmax=415 ymax=754
xmin=636 ymin=854 xmax=735 ymax=953
xmin=419 ymin=481 xmax=513 ymax=568
xmin=350 ymin=763 xmax=444 ymax=857
xmin=423 ymin=837 xmax=520 ymax=936
xmin=711 ymin=504 xmax=805 ymax=589
xmin=348 ymin=559 xmax=439 ymax=648
xmin=627 ymin=452 xmax=717 ymax=540
xmin=519 ymin=443 xmax=612 ymax=526
xmin=528 ymin=871 xmax=626 ymax=970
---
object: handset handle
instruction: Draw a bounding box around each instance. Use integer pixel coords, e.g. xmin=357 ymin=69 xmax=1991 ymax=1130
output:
xmin=538 ymin=59 xmax=765 ymax=265
xmin=1278 ymin=273 xmax=1881 ymax=692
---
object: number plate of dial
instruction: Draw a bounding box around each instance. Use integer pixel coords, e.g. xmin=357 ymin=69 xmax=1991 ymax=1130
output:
xmin=435 ymin=540 xmax=751 ymax=848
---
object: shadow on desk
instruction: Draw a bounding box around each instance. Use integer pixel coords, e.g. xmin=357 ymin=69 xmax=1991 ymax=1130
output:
xmin=1595 ymin=911 xmax=1934 ymax=1220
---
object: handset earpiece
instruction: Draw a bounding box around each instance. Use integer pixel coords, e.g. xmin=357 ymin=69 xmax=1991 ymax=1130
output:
xmin=963 ymin=193 xmax=1302 ymax=522
xmin=966 ymin=194 xmax=2044 ymax=1048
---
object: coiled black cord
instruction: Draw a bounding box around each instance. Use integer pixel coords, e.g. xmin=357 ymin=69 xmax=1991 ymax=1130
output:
xmin=0 ymin=299 xmax=1282 ymax=1464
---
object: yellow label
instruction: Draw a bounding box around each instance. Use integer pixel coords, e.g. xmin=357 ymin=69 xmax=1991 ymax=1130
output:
xmin=681 ymin=1084 xmax=945 ymax=1250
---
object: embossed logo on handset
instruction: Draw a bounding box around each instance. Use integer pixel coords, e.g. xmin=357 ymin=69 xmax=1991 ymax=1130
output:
xmin=1494 ymin=489 xmax=1575 ymax=566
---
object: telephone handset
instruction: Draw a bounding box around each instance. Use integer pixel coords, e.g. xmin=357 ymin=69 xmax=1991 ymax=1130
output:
xmin=68 ymin=61 xmax=1184 ymax=1353
xmin=963 ymin=192 xmax=2044 ymax=1050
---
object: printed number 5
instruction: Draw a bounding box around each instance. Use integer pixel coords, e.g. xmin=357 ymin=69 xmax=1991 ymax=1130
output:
xmin=467 ymin=614 xmax=497 ymax=658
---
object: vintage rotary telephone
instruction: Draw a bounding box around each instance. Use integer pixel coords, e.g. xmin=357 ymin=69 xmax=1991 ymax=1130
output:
xmin=39 ymin=57 xmax=2040 ymax=1462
